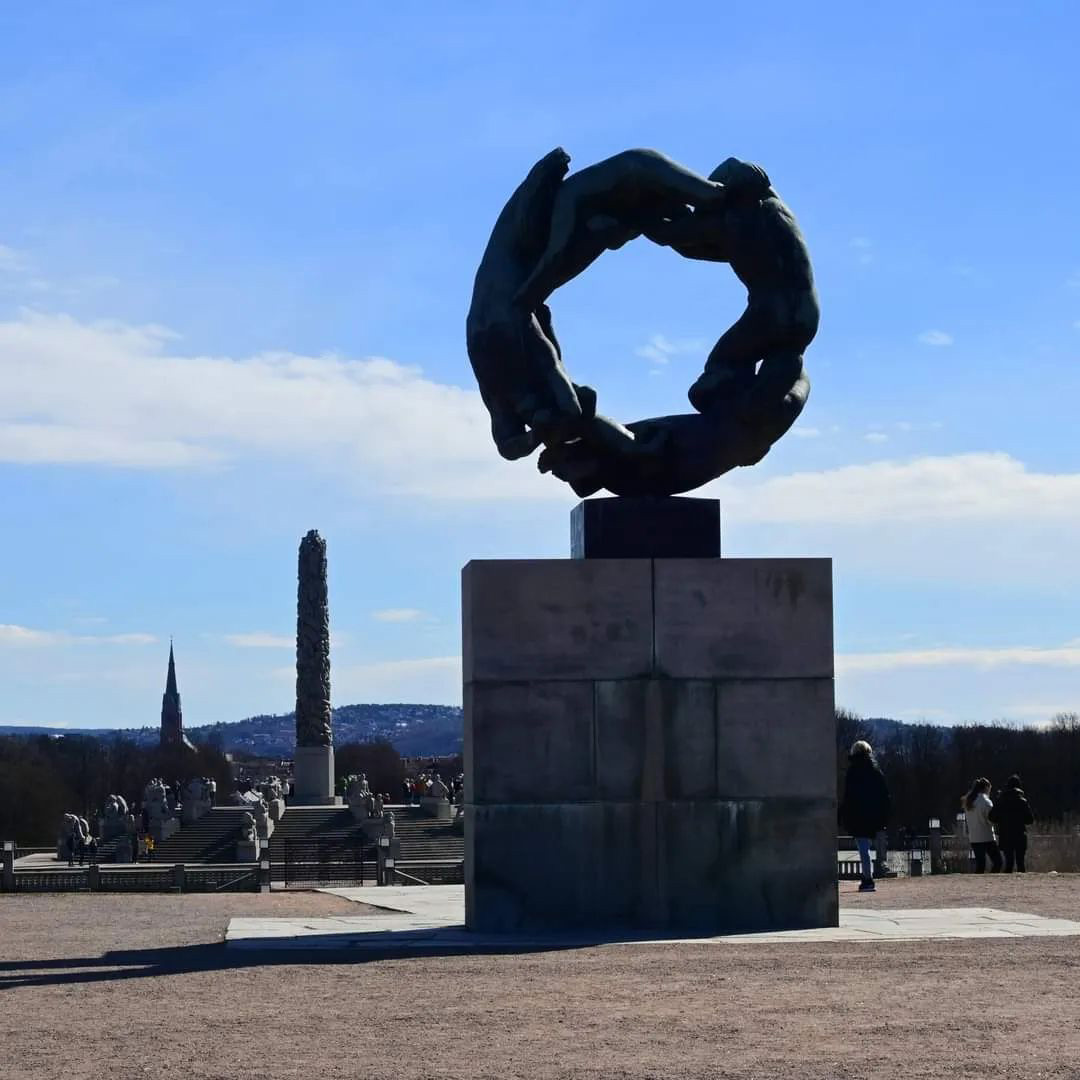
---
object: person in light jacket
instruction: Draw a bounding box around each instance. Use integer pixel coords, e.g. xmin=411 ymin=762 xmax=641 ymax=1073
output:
xmin=962 ymin=777 xmax=1002 ymax=873
xmin=840 ymin=740 xmax=891 ymax=892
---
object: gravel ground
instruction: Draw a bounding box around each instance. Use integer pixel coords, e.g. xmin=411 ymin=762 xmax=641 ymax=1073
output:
xmin=2 ymin=877 xmax=1079 ymax=1080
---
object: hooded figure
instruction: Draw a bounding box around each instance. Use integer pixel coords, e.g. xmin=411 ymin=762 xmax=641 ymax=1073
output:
xmin=990 ymin=775 xmax=1035 ymax=873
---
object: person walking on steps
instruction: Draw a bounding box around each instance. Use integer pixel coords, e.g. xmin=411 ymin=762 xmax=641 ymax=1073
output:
xmin=990 ymin=774 xmax=1035 ymax=873
xmin=840 ymin=740 xmax=892 ymax=892
xmin=962 ymin=778 xmax=1003 ymax=873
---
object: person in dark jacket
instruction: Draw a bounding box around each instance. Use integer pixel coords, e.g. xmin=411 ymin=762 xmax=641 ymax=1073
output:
xmin=840 ymin=740 xmax=892 ymax=891
xmin=990 ymin=774 xmax=1035 ymax=873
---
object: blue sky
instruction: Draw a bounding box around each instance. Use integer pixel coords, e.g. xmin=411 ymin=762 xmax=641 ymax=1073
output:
xmin=1 ymin=2 xmax=1078 ymax=730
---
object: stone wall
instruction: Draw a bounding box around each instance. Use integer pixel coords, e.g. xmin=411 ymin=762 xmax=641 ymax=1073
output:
xmin=463 ymin=556 xmax=838 ymax=934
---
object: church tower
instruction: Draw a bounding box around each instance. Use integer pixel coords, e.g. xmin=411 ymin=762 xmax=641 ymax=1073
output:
xmin=160 ymin=641 xmax=194 ymax=750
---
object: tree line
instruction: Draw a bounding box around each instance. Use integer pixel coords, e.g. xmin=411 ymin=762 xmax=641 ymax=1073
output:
xmin=0 ymin=734 xmax=233 ymax=844
xmin=837 ymin=710 xmax=1080 ymax=835
xmin=4 ymin=713 xmax=1078 ymax=845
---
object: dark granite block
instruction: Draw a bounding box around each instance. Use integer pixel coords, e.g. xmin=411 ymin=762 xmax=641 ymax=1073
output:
xmin=466 ymin=802 xmax=661 ymax=932
xmin=571 ymin=496 xmax=721 ymax=559
xmin=654 ymin=558 xmax=834 ymax=679
xmin=595 ymin=680 xmax=717 ymax=802
xmin=715 ymin=679 xmax=836 ymax=799
xmin=466 ymin=681 xmax=594 ymax=804
xmin=657 ymin=797 xmax=839 ymax=932
xmin=462 ymin=559 xmax=653 ymax=683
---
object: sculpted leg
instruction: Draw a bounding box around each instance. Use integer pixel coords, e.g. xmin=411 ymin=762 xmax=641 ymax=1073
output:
xmin=688 ymin=309 xmax=762 ymax=412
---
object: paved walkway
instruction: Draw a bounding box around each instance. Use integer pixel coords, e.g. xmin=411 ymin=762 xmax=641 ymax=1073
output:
xmin=224 ymin=885 xmax=1080 ymax=950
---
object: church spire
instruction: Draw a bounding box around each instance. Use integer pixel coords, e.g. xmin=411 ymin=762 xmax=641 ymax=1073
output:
xmin=165 ymin=638 xmax=178 ymax=697
xmin=160 ymin=639 xmax=193 ymax=750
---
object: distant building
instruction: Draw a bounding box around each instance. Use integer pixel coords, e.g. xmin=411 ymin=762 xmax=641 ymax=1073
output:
xmin=160 ymin=641 xmax=195 ymax=751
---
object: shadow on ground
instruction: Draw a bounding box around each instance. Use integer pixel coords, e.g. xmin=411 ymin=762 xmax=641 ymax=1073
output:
xmin=0 ymin=935 xmax=625 ymax=989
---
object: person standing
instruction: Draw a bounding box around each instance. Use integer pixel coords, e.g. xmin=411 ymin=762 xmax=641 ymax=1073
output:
xmin=990 ymin=775 xmax=1035 ymax=873
xmin=840 ymin=740 xmax=892 ymax=892
xmin=962 ymin=778 xmax=1003 ymax=873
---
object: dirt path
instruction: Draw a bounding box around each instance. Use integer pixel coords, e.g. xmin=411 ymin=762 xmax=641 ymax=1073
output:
xmin=3 ymin=878 xmax=1079 ymax=1080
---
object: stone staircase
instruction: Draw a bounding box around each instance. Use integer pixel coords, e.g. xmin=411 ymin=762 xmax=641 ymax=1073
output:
xmin=94 ymin=834 xmax=133 ymax=863
xmin=391 ymin=805 xmax=464 ymax=883
xmin=267 ymin=805 xmax=369 ymax=851
xmin=267 ymin=804 xmax=376 ymax=885
xmin=151 ymin=808 xmax=252 ymax=864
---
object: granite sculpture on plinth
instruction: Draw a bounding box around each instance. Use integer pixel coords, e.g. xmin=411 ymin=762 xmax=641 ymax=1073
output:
xmin=143 ymin=777 xmax=179 ymax=842
xmin=100 ymin=795 xmax=129 ymax=840
xmin=345 ymin=774 xmax=383 ymax=821
xmin=463 ymin=149 xmax=834 ymax=934
xmin=56 ymin=813 xmax=90 ymax=861
xmin=466 ymin=149 xmax=818 ymax=497
xmin=293 ymin=529 xmax=337 ymax=803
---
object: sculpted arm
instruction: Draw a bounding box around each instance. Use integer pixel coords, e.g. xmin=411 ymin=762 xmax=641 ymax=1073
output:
xmin=645 ymin=211 xmax=731 ymax=262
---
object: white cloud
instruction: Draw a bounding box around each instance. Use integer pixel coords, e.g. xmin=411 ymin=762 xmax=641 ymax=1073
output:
xmin=1000 ymin=702 xmax=1080 ymax=722
xmin=371 ymin=608 xmax=429 ymax=623
xmin=0 ymin=311 xmax=565 ymax=501
xmin=790 ymin=426 xmax=821 ymax=439
xmin=224 ymin=632 xmax=293 ymax=648
xmin=917 ymin=330 xmax=954 ymax=346
xmin=724 ymin=452 xmax=1080 ymax=526
xmin=0 ymin=623 xmax=156 ymax=647
xmin=634 ymin=333 xmax=705 ymax=366
xmin=0 ymin=624 xmax=57 ymax=646
xmin=864 ymin=432 xmax=888 ymax=443
xmin=716 ymin=452 xmax=1080 ymax=588
xmin=837 ymin=643 xmax=1080 ymax=674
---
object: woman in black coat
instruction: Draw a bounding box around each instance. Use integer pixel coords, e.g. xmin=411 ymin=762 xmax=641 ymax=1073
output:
xmin=990 ymin=774 xmax=1035 ymax=873
xmin=840 ymin=740 xmax=892 ymax=892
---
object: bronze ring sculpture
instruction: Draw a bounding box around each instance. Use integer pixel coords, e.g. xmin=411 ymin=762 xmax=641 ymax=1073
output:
xmin=466 ymin=148 xmax=819 ymax=498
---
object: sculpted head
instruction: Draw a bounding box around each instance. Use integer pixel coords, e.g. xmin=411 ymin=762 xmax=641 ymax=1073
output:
xmin=708 ymin=157 xmax=772 ymax=195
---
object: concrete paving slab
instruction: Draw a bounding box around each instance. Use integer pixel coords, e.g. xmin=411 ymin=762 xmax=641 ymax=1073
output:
xmin=227 ymin=893 xmax=1080 ymax=951
xmin=319 ymin=884 xmax=464 ymax=919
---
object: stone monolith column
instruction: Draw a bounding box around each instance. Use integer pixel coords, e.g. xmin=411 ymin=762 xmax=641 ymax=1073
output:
xmin=292 ymin=529 xmax=338 ymax=805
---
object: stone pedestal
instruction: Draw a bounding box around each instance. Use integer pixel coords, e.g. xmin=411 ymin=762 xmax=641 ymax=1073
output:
xmin=420 ymin=796 xmax=453 ymax=820
xmin=181 ymin=799 xmax=211 ymax=826
xmin=292 ymin=744 xmax=339 ymax=805
xmin=237 ymin=839 xmax=260 ymax=862
xmin=2 ymin=842 xmax=14 ymax=893
xmin=463 ymin=503 xmax=837 ymax=935
xmin=571 ymin=496 xmax=721 ymax=559
xmin=149 ymin=817 xmax=179 ymax=844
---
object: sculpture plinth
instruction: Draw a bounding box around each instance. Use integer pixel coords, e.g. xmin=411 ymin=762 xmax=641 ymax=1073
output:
xmin=463 ymin=498 xmax=838 ymax=934
xmin=571 ymin=495 xmax=721 ymax=559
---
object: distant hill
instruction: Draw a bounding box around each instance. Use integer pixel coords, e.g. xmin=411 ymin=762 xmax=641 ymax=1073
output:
xmin=0 ymin=709 xmax=951 ymax=760
xmin=0 ymin=703 xmax=464 ymax=758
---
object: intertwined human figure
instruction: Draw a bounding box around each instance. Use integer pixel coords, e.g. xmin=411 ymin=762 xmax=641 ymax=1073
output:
xmin=466 ymin=148 xmax=819 ymax=496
